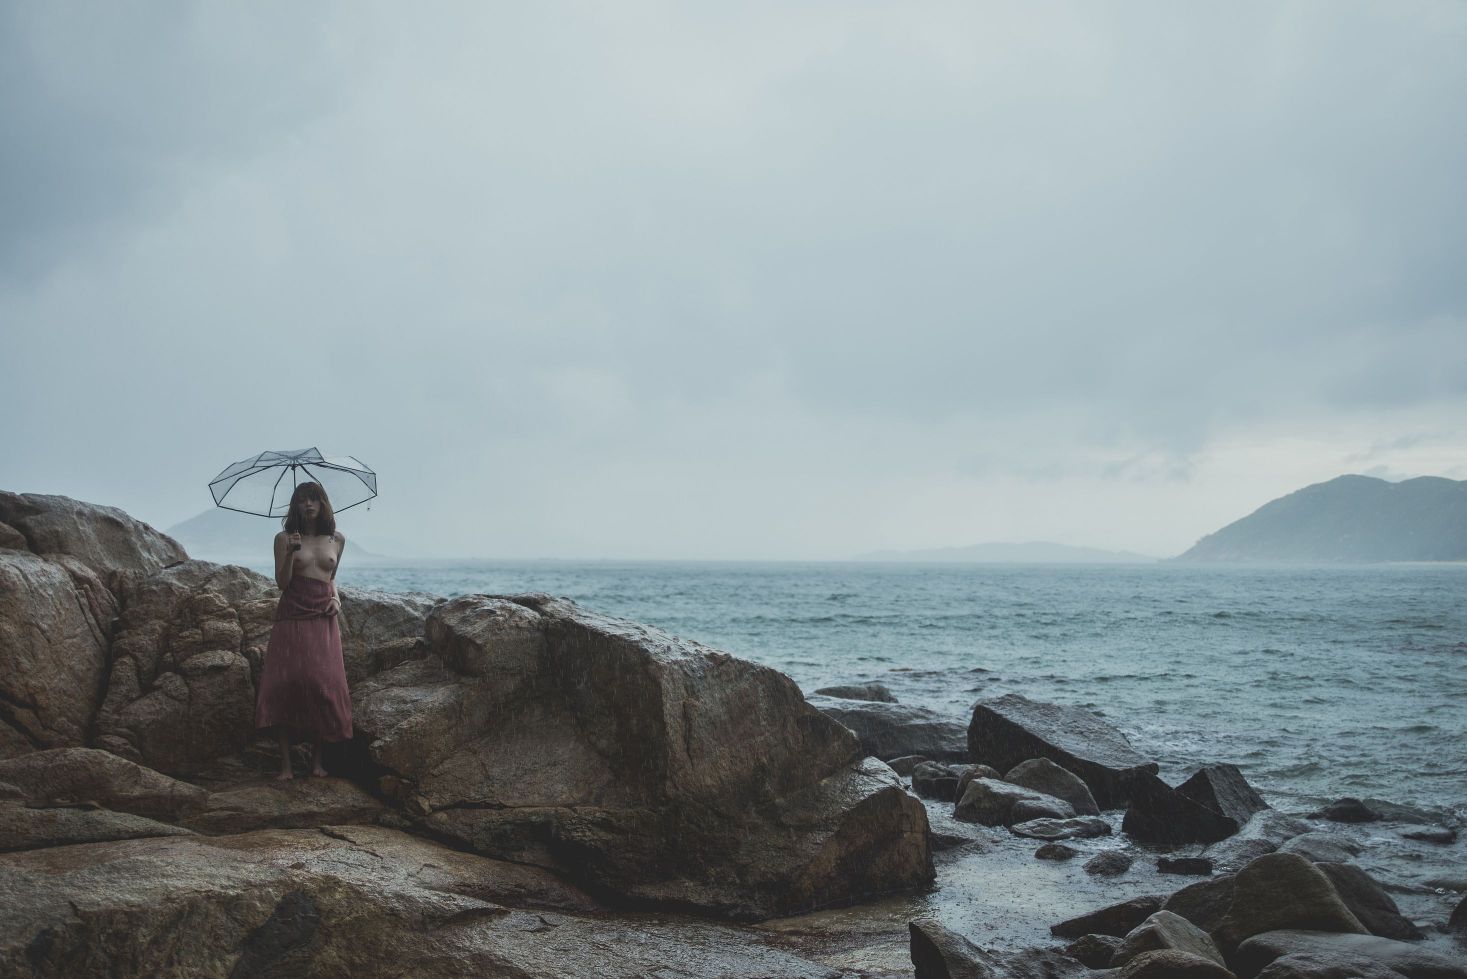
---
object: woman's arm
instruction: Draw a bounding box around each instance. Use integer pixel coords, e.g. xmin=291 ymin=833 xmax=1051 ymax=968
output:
xmin=329 ymin=533 xmax=346 ymax=610
xmin=273 ymin=532 xmax=294 ymax=590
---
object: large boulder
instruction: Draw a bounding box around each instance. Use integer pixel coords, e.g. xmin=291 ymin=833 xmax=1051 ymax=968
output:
xmin=92 ymin=561 xmax=277 ymax=773
xmin=1163 ymin=874 xmax=1238 ymax=934
xmin=1118 ymin=950 xmax=1237 ymax=979
xmin=0 ymin=491 xmax=186 ymax=576
xmin=338 ymin=588 xmax=441 ymax=684
xmin=967 ymin=694 xmax=1157 ymax=809
xmin=953 ymin=778 xmax=1074 ymax=827
xmin=1255 ymin=951 xmax=1404 ymax=979
xmin=1234 ymin=931 xmax=1467 ymax=979
xmin=1311 ymin=863 xmax=1422 ymax=941
xmin=1123 ymin=765 xmax=1269 ymax=845
xmin=0 ymin=748 xmax=206 ymax=819
xmin=1113 ymin=910 xmax=1227 ymax=969
xmin=806 ymin=695 xmax=967 ymax=762
xmin=910 ymin=918 xmax=1088 ymax=978
xmin=354 ymin=595 xmax=933 ymax=919
xmin=1003 ymin=757 xmax=1100 ymax=816
xmin=0 ymin=552 xmax=116 ymax=754
xmin=1213 ymin=853 xmax=1367 ymax=955
xmin=0 ymin=826 xmax=841 ymax=978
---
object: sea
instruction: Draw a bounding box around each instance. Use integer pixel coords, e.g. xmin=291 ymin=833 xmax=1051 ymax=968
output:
xmin=315 ymin=559 xmax=1467 ymax=819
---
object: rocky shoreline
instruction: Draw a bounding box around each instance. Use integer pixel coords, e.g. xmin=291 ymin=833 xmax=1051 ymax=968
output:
xmin=1 ymin=490 xmax=1463 ymax=977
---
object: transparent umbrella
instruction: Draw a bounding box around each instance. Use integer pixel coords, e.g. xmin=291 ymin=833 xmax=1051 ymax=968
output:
xmin=209 ymin=448 xmax=377 ymax=518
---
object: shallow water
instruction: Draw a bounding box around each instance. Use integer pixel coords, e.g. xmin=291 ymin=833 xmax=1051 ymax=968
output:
xmin=319 ymin=559 xmax=1467 ymax=817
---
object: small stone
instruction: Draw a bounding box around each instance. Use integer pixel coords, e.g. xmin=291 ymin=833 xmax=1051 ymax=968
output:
xmin=1036 ymin=843 xmax=1080 ymax=861
xmin=1158 ymin=856 xmax=1214 ymax=876
xmin=1011 ymin=797 xmax=1076 ymax=823
xmin=812 ymin=682 xmax=896 ymax=703
xmin=1308 ymin=797 xmax=1381 ymax=823
xmin=1084 ymin=851 xmax=1134 ymax=877
xmin=1004 ymin=757 xmax=1101 ymax=816
xmin=1277 ymin=832 xmax=1361 ymax=865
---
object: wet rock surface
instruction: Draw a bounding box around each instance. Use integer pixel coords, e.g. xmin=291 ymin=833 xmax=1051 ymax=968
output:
xmin=1003 ymin=757 xmax=1101 ymax=816
xmin=1112 ymin=909 xmax=1226 ymax=968
xmin=1312 ymin=862 xmax=1423 ymax=941
xmin=180 ymin=777 xmax=387 ymax=834
xmin=1212 ymin=853 xmax=1367 ymax=955
xmin=1234 ymin=930 xmax=1467 ymax=979
xmin=1010 ymin=815 xmax=1111 ymax=841
xmin=0 ymin=491 xmax=186 ymax=576
xmin=0 ymin=826 xmax=842 ymax=979
xmin=1052 ymin=894 xmax=1165 ymax=938
xmin=1122 ymin=764 xmax=1269 ymax=845
xmin=968 ymin=693 xmax=1158 ymax=809
xmin=807 ymin=694 xmax=969 ymax=762
xmin=954 ymin=777 xmax=1075 ymax=827
xmin=812 ymin=682 xmax=897 ymax=703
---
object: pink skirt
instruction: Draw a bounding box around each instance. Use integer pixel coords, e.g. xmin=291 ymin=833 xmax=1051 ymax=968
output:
xmin=254 ymin=575 xmax=353 ymax=741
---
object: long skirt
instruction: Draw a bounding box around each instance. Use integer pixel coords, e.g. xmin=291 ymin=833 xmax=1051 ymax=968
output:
xmin=254 ymin=575 xmax=353 ymax=742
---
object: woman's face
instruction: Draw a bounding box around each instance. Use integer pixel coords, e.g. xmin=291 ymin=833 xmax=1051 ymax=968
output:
xmin=298 ymin=497 xmax=322 ymax=522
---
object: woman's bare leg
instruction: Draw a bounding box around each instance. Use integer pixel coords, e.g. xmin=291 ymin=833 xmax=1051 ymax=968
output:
xmin=310 ymin=740 xmax=327 ymax=777
xmin=276 ymin=730 xmax=294 ymax=780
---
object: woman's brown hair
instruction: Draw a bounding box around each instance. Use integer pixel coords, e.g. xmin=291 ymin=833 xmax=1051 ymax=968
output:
xmin=282 ymin=481 xmax=337 ymax=538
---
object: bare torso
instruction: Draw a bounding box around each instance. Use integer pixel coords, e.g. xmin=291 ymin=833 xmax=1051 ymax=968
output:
xmin=288 ymin=533 xmax=341 ymax=582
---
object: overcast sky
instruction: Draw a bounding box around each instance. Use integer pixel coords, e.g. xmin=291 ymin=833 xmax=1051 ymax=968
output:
xmin=3 ymin=2 xmax=1464 ymax=560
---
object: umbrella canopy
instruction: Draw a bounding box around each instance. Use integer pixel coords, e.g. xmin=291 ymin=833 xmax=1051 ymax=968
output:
xmin=210 ymin=448 xmax=377 ymax=518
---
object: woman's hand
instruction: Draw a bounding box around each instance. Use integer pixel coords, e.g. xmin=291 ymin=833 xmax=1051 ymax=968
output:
xmin=287 ymin=532 xmax=303 ymax=552
xmin=328 ymin=593 xmax=342 ymax=615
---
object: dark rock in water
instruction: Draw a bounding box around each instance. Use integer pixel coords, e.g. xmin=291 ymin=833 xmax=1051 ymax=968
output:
xmin=1036 ymin=842 xmax=1080 ymax=861
xmin=1117 ymin=949 xmax=1236 ymax=979
xmin=1400 ymin=824 xmax=1457 ymax=844
xmin=912 ymin=762 xmax=962 ymax=802
xmin=954 ymin=764 xmax=1002 ymax=803
xmin=1312 ymin=863 xmax=1423 ymax=941
xmin=953 ymin=778 xmax=1074 ymax=827
xmin=1162 ymin=874 xmax=1237 ymax=934
xmin=1003 ymin=757 xmax=1100 ymax=816
xmin=1011 ymin=797 xmax=1076 ymax=823
xmin=356 ymin=596 xmax=934 ymax=919
xmin=1308 ymin=797 xmax=1382 ymax=823
xmin=1213 ymin=853 xmax=1367 ymax=955
xmin=1084 ymin=851 xmax=1134 ymax=877
xmin=1159 ymin=856 xmax=1214 ymax=876
xmin=926 ymin=806 xmax=989 ymax=851
xmin=888 ymin=754 xmax=929 ymax=776
xmin=1051 ymin=894 xmax=1165 ymax=939
xmin=1122 ymin=765 xmax=1268 ymax=845
xmin=812 ymin=682 xmax=896 ymax=703
xmin=808 ymin=694 xmax=968 ymax=763
xmin=1202 ymin=810 xmax=1313 ymax=872
xmin=1112 ymin=910 xmax=1227 ymax=969
xmin=1235 ymin=930 xmax=1467 ymax=979
xmin=1277 ymin=832 xmax=1362 ymax=866
xmin=1452 ymin=893 xmax=1467 ymax=934
xmin=1010 ymin=816 xmax=1111 ymax=841
xmin=1063 ymin=933 xmax=1123 ymax=968
xmin=1255 ymin=950 xmax=1403 ymax=979
xmin=968 ymin=694 xmax=1158 ymax=809
xmin=910 ymin=918 xmax=1088 ymax=979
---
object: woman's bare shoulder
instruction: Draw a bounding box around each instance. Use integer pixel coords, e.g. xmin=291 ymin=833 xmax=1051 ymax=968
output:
xmin=333 ymin=531 xmax=347 ymax=544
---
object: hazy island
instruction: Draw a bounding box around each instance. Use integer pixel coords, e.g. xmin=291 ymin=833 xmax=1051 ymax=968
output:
xmin=1178 ymin=474 xmax=1467 ymax=563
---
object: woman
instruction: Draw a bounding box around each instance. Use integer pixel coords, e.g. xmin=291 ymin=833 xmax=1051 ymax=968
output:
xmin=255 ymin=481 xmax=352 ymax=779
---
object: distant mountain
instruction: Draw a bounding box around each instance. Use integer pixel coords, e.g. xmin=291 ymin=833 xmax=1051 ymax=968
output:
xmin=855 ymin=541 xmax=1156 ymax=564
xmin=166 ymin=508 xmax=394 ymax=563
xmin=1178 ymin=474 xmax=1467 ymax=563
